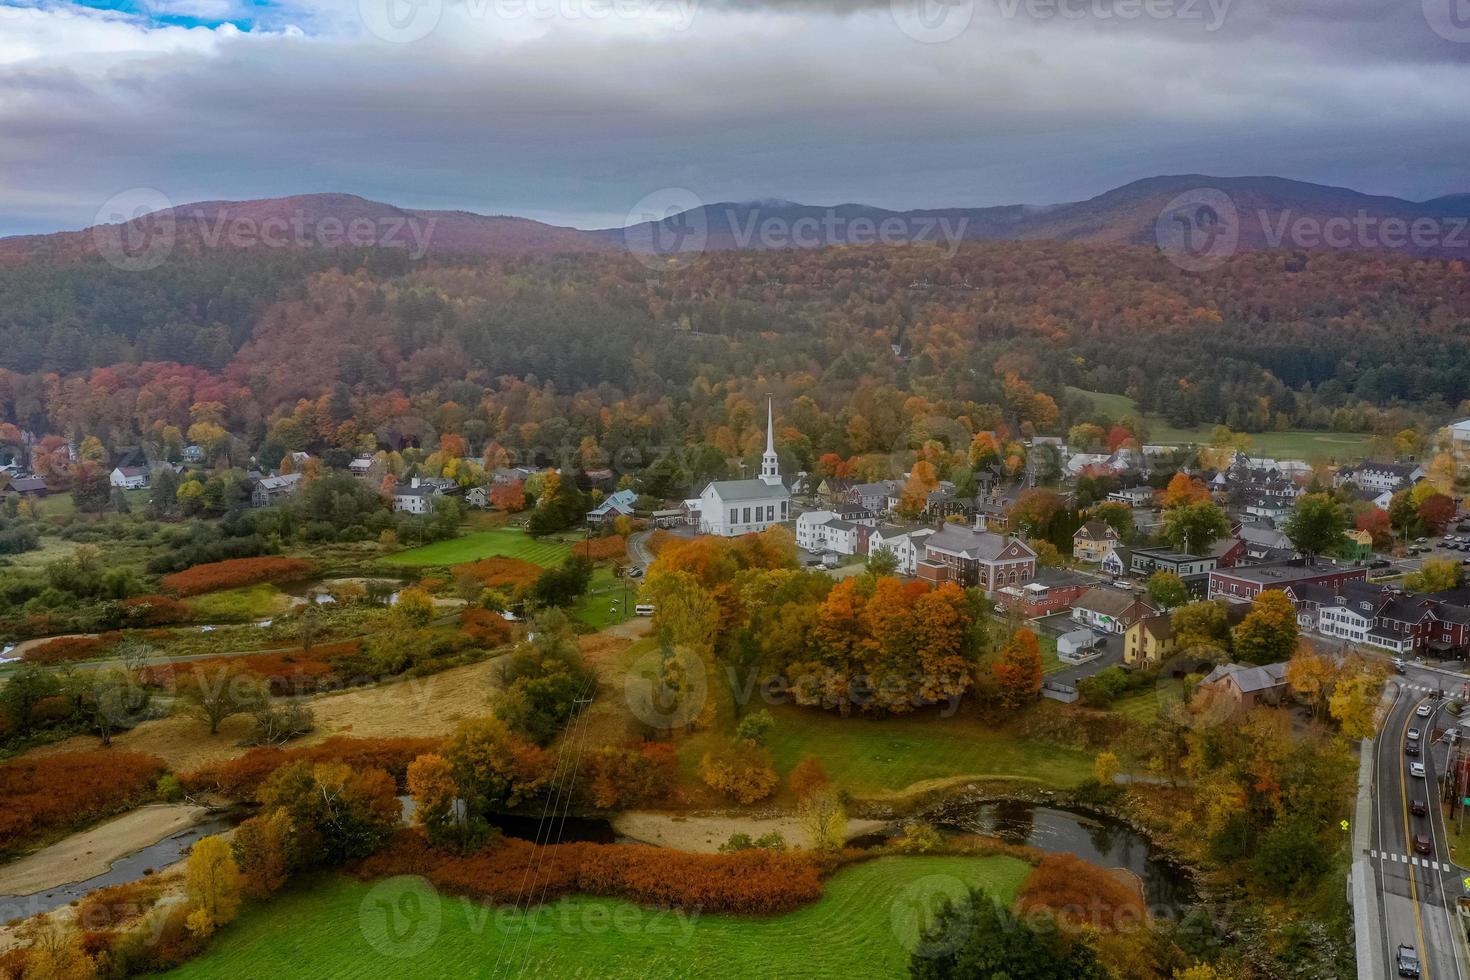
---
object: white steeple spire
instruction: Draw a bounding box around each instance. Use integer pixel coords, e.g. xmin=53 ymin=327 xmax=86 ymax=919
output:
xmin=760 ymin=395 xmax=781 ymax=486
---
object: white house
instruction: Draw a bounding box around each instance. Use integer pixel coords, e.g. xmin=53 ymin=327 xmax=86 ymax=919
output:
xmin=1107 ymin=486 xmax=1155 ymax=508
xmin=1334 ymin=462 xmax=1425 ymax=495
xmin=109 ymin=466 xmax=149 ymax=490
xmin=695 ymin=399 xmax=791 ymax=537
xmin=866 ymin=525 xmax=936 ymax=575
xmin=795 ymin=511 xmax=861 ymax=555
xmin=393 ymin=478 xmax=443 ymax=514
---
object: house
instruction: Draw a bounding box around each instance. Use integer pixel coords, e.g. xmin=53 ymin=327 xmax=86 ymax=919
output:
xmin=1450 ymin=419 xmax=1470 ymax=475
xmin=464 ymin=485 xmax=490 ymax=509
xmin=1334 ymin=461 xmax=1425 ymax=495
xmin=181 ymin=444 xmax=205 ymax=464
xmin=1099 ymin=546 xmax=1130 ymax=579
xmin=1058 ymin=629 xmax=1105 ymax=660
xmin=1123 ymin=614 xmax=1176 ymax=668
xmin=816 ymin=477 xmax=854 ymax=504
xmin=1107 ymin=486 xmax=1155 ymax=508
xmin=695 ymin=399 xmax=791 ymax=537
xmin=1201 ymin=662 xmax=1289 ymax=710
xmin=393 ymin=478 xmax=444 ymax=514
xmin=1207 ymin=560 xmax=1367 ymax=605
xmin=587 ymin=489 xmax=638 ymax=525
xmin=1337 ymin=529 xmax=1374 ymax=563
xmin=349 ymin=456 xmax=375 ymax=479
xmin=1294 ymin=581 xmax=1470 ymax=657
xmin=995 ymin=568 xmax=1094 ymax=618
xmin=250 ymin=472 xmax=303 ymax=508
xmin=1243 ymin=493 xmax=1293 ymax=522
xmin=1073 ymin=521 xmax=1120 ymax=563
xmin=1129 ymin=548 xmax=1217 ymax=594
xmin=1072 ymin=586 xmax=1156 ymax=634
xmin=846 ymin=480 xmax=900 ymax=515
xmin=1208 ymin=537 xmax=1246 ymax=569
xmin=109 ymin=466 xmax=149 ymax=490
xmin=865 ymin=525 xmax=936 ymax=575
xmin=831 ymin=503 xmax=877 ymax=526
xmin=1 ymin=476 xmax=48 ymax=499
xmin=795 ymin=511 xmax=862 ymax=556
xmin=916 ymin=525 xmax=1037 ymax=592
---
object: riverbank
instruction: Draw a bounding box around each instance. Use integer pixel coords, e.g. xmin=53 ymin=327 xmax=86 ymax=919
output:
xmin=611 ymin=811 xmax=887 ymax=853
xmin=0 ymin=804 xmax=208 ymax=898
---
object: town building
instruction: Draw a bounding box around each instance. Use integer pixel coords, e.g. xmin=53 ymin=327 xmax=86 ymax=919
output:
xmin=916 ymin=525 xmax=1037 ymax=592
xmin=393 ymin=478 xmax=444 ymax=514
xmin=1334 ymin=462 xmax=1426 ymax=495
xmin=587 ymin=488 xmax=637 ymax=525
xmin=1071 ymin=586 xmax=1156 ymax=634
xmin=109 ymin=466 xmax=149 ymax=490
xmin=1123 ymin=614 xmax=1176 ymax=668
xmin=1128 ymin=548 xmax=1217 ymax=594
xmin=1207 ymin=560 xmax=1367 ymax=605
xmin=695 ymin=398 xmax=791 ymax=537
xmin=1107 ymin=486 xmax=1155 ymax=508
xmin=995 ymin=568 xmax=1094 ymax=618
xmin=795 ymin=510 xmax=861 ymax=556
xmin=1201 ymin=662 xmax=1289 ymax=710
xmin=864 ymin=525 xmax=936 ymax=576
xmin=250 ymin=472 xmax=303 ymax=508
xmin=1072 ymin=521 xmax=1120 ymax=563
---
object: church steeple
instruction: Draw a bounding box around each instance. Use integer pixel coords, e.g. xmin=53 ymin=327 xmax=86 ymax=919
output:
xmin=760 ymin=396 xmax=781 ymax=486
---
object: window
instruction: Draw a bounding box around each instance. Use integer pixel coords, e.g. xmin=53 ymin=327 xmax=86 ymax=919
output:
xmin=742 ymin=507 xmax=751 ymax=524
xmin=729 ymin=509 xmax=738 ymax=524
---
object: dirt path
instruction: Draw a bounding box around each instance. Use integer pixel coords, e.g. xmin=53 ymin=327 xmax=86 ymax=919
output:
xmin=0 ymin=804 xmax=207 ymax=896
xmin=612 ymin=811 xmax=887 ymax=853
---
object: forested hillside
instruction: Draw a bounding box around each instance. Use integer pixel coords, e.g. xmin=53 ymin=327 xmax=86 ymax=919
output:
xmin=1 ymin=240 xmax=1467 ymax=473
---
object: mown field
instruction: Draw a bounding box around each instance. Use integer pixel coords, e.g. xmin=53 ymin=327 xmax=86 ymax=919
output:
xmin=168 ymin=855 xmax=1031 ymax=979
xmin=1066 ymin=387 xmax=1373 ymax=461
xmin=383 ymin=528 xmax=573 ymax=569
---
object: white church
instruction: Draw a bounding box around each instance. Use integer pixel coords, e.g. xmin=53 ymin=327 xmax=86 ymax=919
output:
xmin=690 ymin=398 xmax=791 ymax=537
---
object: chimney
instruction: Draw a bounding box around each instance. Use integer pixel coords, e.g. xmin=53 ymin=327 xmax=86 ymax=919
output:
xmin=411 ymin=477 xmax=420 ymax=489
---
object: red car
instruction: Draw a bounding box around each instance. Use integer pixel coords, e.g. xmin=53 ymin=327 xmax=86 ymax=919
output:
xmin=1415 ymin=834 xmax=1433 ymax=855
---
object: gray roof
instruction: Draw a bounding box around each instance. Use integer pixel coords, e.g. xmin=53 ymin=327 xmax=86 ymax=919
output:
xmin=923 ymin=525 xmax=1029 ymax=561
xmin=705 ymin=479 xmax=790 ymax=501
xmin=1203 ymin=661 xmax=1288 ymax=693
xmin=823 ymin=518 xmax=858 ymax=532
xmin=7 ymin=477 xmax=46 ymax=492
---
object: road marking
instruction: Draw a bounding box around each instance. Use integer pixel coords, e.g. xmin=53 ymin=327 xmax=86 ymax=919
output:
xmin=1402 ymin=695 xmax=1435 ymax=980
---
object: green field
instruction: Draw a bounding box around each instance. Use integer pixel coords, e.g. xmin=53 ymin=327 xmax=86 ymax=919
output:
xmin=755 ymin=703 xmax=1093 ymax=794
xmin=1111 ymin=678 xmax=1186 ymax=723
xmin=185 ymin=584 xmax=293 ymax=621
xmin=573 ymin=566 xmax=634 ymax=630
xmin=1066 ymin=387 xmax=1373 ymax=461
xmin=384 ymin=528 xmax=573 ymax=569
xmin=169 ymin=855 xmax=1031 ymax=979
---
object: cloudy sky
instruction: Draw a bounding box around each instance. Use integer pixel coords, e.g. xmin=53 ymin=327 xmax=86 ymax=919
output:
xmin=2 ymin=0 xmax=1468 ymax=236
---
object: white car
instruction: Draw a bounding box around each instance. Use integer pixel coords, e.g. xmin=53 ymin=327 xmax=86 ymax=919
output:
xmin=1417 ymin=704 xmax=1434 ymax=717
xmin=1408 ymin=728 xmax=1422 ymax=741
xmin=1411 ymin=762 xmax=1427 ymax=778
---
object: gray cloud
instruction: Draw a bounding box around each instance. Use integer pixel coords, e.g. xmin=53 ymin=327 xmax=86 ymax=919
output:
xmin=0 ymin=0 xmax=1466 ymax=236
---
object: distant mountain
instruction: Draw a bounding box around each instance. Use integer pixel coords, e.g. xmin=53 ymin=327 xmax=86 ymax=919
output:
xmin=3 ymin=177 xmax=1466 ymax=265
xmin=0 ymin=193 xmax=612 ymax=264
xmin=605 ymin=176 xmax=1470 ymax=257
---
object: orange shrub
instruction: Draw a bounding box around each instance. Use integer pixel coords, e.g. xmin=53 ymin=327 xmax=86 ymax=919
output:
xmin=571 ymin=535 xmax=627 ymax=562
xmin=23 ymin=632 xmax=121 ymax=665
xmin=147 ymin=641 xmax=362 ymax=696
xmin=645 ymin=530 xmax=676 ymax=555
xmin=161 ymin=557 xmax=313 ymax=597
xmin=0 ymin=750 xmax=166 ymax=854
xmin=76 ymin=879 xmax=166 ymax=931
xmin=451 ymin=556 xmax=543 ymax=591
xmin=181 ymin=736 xmax=441 ymax=799
xmin=1015 ymin=852 xmax=1148 ymax=933
xmin=120 ymin=594 xmax=192 ymax=626
xmin=583 ymin=742 xmax=678 ymax=809
xmin=460 ymin=607 xmax=513 ymax=646
xmin=353 ymin=832 xmax=826 ymax=915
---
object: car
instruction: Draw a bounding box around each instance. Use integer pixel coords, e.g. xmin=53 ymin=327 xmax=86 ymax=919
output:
xmin=1396 ymin=658 xmax=1408 ymax=672
xmin=1408 ymin=727 xmax=1421 ymax=740
xmin=1411 ymin=798 xmax=1428 ymax=816
xmin=1398 ymin=943 xmax=1421 ymax=978
xmin=1406 ymin=741 xmax=1420 ymax=756
xmin=1372 ymin=558 xmax=1392 ymax=569
xmin=1447 ymin=728 xmax=1462 ymax=743
xmin=1411 ymin=762 xmax=1427 ymax=778
xmin=1417 ymin=537 xmax=1428 ymax=544
xmin=1417 ymin=703 xmax=1433 ymax=717
xmin=627 ymin=567 xmax=643 ymax=578
xmin=1415 ymin=834 xmax=1433 ymax=855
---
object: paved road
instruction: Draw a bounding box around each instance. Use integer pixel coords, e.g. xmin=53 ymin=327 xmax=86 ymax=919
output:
xmin=627 ymin=529 xmax=655 ymax=570
xmin=1371 ymin=667 xmax=1470 ymax=980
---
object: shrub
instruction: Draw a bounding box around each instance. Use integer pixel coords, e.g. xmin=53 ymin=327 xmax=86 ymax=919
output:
xmin=451 ymin=557 xmax=542 ymax=592
xmin=699 ymin=739 xmax=779 ymax=804
xmin=76 ymin=880 xmax=166 ymax=931
xmin=23 ymin=632 xmax=121 ymax=665
xmin=571 ymin=535 xmax=627 ymax=562
xmin=0 ymin=750 xmax=166 ymax=854
xmin=180 ymin=736 xmax=441 ymax=799
xmin=161 ymin=557 xmax=313 ymax=597
xmin=460 ymin=607 xmax=513 ymax=646
xmin=353 ymin=832 xmax=827 ymax=915
xmin=787 ymin=757 xmax=830 ymax=801
xmin=1015 ymin=852 xmax=1148 ymax=933
xmin=583 ymin=742 xmax=678 ymax=809
xmin=120 ymin=594 xmax=192 ymax=626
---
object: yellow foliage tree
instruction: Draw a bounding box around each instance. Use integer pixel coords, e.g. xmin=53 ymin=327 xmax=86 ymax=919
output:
xmin=184 ymin=834 xmax=242 ymax=938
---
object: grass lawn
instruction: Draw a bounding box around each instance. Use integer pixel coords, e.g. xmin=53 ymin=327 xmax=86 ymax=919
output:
xmin=34 ymin=492 xmax=75 ymax=518
xmin=753 ymin=703 xmax=1093 ymax=795
xmin=169 ymin=855 xmax=1031 ymax=980
xmin=573 ymin=566 xmax=634 ymax=631
xmin=1112 ymin=678 xmax=1185 ymax=724
xmin=1066 ymin=387 xmax=1373 ymax=461
xmin=184 ymin=584 xmax=294 ymax=622
xmin=1038 ymin=633 xmax=1065 ymax=677
xmin=384 ymin=528 xmax=573 ymax=569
